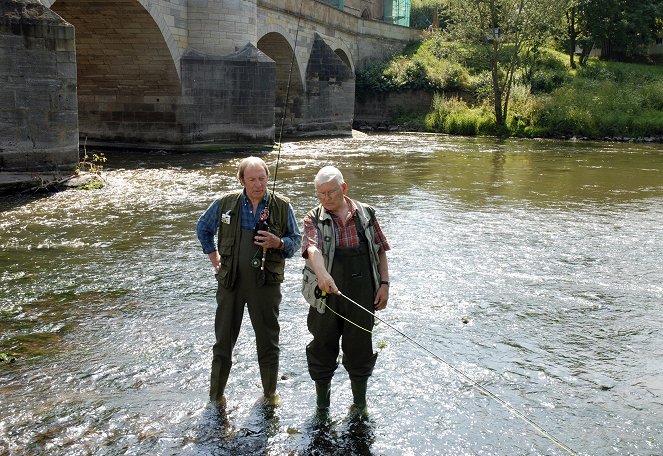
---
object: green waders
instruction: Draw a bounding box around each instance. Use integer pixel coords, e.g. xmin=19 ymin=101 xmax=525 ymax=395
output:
xmin=306 ymin=241 xmax=378 ymax=413
xmin=210 ymin=229 xmax=281 ymax=404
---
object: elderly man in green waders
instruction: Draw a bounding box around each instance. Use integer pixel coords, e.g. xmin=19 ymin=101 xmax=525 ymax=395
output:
xmin=197 ymin=156 xmax=301 ymax=407
xmin=301 ymin=165 xmax=391 ymax=417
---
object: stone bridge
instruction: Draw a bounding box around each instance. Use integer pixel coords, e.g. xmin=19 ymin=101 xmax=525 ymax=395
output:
xmin=1 ymin=0 xmax=420 ymax=172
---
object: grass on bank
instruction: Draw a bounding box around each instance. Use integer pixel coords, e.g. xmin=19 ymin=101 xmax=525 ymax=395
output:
xmin=356 ymin=36 xmax=663 ymax=139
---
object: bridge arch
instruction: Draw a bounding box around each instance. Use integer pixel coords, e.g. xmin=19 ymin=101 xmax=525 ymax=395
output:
xmin=42 ymin=0 xmax=181 ymax=74
xmin=257 ymin=28 xmax=306 ymax=135
xmin=44 ymin=0 xmax=181 ymax=145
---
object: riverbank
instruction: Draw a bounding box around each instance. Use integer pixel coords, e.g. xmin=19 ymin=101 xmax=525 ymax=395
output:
xmin=355 ymin=37 xmax=663 ymax=140
xmin=353 ymin=121 xmax=663 ymax=143
xmin=0 ymin=172 xmax=104 ymax=195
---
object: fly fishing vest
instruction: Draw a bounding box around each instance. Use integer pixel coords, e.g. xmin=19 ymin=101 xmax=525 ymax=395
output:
xmin=302 ymin=200 xmax=382 ymax=311
xmin=216 ymin=190 xmax=290 ymax=289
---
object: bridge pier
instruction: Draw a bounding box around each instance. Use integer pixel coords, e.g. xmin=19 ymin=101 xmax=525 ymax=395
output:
xmin=0 ymin=0 xmax=79 ymax=173
xmin=179 ymin=44 xmax=276 ymax=146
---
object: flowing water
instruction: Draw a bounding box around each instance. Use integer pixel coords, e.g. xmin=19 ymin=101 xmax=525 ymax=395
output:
xmin=1 ymin=134 xmax=662 ymax=455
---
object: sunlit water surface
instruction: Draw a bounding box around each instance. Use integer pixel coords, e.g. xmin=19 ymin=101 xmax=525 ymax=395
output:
xmin=1 ymin=134 xmax=662 ymax=455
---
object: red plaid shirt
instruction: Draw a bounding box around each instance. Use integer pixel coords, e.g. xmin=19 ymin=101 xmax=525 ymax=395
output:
xmin=302 ymin=197 xmax=390 ymax=258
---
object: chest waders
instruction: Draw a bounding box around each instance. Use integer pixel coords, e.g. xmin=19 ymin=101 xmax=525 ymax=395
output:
xmin=210 ymin=229 xmax=281 ymax=404
xmin=306 ymin=219 xmax=378 ymax=416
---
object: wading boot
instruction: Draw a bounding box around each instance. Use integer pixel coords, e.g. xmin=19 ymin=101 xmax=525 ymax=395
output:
xmin=210 ymin=364 xmax=231 ymax=408
xmin=260 ymin=365 xmax=280 ymax=406
xmin=315 ymin=381 xmax=331 ymax=419
xmin=350 ymin=378 xmax=369 ymax=418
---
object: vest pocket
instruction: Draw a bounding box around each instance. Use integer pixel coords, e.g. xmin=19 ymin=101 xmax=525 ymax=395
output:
xmin=215 ymin=267 xmax=231 ymax=288
xmin=264 ymin=256 xmax=284 ymax=283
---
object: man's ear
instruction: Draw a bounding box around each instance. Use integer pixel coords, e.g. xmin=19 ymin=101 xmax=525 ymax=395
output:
xmin=342 ymin=182 xmax=348 ymax=193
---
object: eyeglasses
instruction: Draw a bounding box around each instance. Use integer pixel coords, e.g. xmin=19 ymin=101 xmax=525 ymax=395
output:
xmin=315 ymin=188 xmax=340 ymax=199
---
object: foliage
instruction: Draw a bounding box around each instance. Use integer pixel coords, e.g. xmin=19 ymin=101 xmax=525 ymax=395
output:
xmin=445 ymin=0 xmax=567 ymax=126
xmin=409 ymin=0 xmax=449 ymax=29
xmin=0 ymin=352 xmax=16 ymax=364
xmin=534 ymin=77 xmax=663 ymax=138
xmin=356 ymin=39 xmax=471 ymax=93
xmin=76 ymin=150 xmax=107 ymax=176
xmin=425 ymin=93 xmax=497 ymax=136
xmin=357 ymin=21 xmax=663 ymax=139
xmin=74 ymin=139 xmax=107 ymax=190
xmin=576 ymin=0 xmax=663 ymax=60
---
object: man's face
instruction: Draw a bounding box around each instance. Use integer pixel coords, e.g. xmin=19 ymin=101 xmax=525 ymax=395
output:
xmin=241 ymin=164 xmax=268 ymax=202
xmin=315 ymin=180 xmax=346 ymax=212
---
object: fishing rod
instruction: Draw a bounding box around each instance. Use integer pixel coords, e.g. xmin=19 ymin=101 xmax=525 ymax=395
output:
xmin=270 ymin=0 xmax=305 ymax=195
xmin=316 ymin=287 xmax=577 ymax=456
xmin=254 ymin=0 xmax=304 ymax=268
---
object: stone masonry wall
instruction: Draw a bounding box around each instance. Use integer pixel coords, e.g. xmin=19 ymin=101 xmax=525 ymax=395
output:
xmin=179 ymin=44 xmax=276 ymax=145
xmin=0 ymin=0 xmax=78 ymax=172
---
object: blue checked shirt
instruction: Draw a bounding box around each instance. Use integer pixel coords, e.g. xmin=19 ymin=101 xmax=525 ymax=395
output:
xmin=196 ymin=190 xmax=301 ymax=258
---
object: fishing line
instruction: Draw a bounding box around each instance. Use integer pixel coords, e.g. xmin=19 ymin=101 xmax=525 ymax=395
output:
xmin=328 ymin=289 xmax=577 ymax=456
xmin=270 ymin=0 xmax=305 ymax=194
xmin=323 ymin=300 xmax=373 ymax=334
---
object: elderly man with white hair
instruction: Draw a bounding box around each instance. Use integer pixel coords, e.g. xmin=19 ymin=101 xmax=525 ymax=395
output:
xmin=301 ymin=165 xmax=391 ymax=418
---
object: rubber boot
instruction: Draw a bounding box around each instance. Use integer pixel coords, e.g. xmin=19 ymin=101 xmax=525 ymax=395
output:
xmin=350 ymin=378 xmax=368 ymax=418
xmin=210 ymin=364 xmax=231 ymax=407
xmin=315 ymin=381 xmax=331 ymax=418
xmin=260 ymin=365 xmax=280 ymax=406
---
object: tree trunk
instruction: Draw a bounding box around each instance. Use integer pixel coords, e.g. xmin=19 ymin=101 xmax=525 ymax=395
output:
xmin=579 ymin=41 xmax=594 ymax=66
xmin=491 ymin=57 xmax=503 ymax=126
xmin=567 ymin=7 xmax=577 ymax=69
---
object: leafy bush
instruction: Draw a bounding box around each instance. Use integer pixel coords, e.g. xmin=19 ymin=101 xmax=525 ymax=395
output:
xmin=527 ymin=69 xmax=572 ymax=93
xmin=507 ymin=84 xmax=542 ymax=132
xmin=642 ymin=82 xmax=663 ymax=111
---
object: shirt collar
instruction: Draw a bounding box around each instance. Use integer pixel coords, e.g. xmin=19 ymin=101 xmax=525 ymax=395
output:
xmin=242 ymin=189 xmax=269 ymax=207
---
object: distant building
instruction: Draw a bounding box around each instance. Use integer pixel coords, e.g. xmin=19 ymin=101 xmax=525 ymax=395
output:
xmin=320 ymin=0 xmax=411 ymax=26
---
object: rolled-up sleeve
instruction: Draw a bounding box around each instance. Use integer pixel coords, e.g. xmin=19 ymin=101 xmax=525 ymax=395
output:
xmin=196 ymin=200 xmax=220 ymax=254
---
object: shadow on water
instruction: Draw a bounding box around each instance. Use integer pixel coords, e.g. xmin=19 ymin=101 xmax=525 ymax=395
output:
xmin=297 ymin=414 xmax=376 ymax=456
xmin=194 ymin=401 xmax=280 ymax=455
xmin=193 ymin=402 xmax=376 ymax=456
xmin=0 ymin=191 xmax=57 ymax=213
xmin=89 ymin=147 xmax=273 ymax=171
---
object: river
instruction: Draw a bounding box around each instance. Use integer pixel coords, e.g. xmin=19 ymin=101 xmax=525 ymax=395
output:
xmin=1 ymin=133 xmax=662 ymax=455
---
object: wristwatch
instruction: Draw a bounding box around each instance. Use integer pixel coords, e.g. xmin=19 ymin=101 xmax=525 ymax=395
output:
xmin=380 ymin=280 xmax=389 ymax=286
xmin=279 ymin=238 xmax=285 ymax=250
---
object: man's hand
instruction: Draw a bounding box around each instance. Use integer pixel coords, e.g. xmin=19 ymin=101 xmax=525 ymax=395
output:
xmin=254 ymin=230 xmax=281 ymax=249
xmin=374 ymin=284 xmax=389 ymax=311
xmin=208 ymin=251 xmax=221 ymax=273
xmin=316 ymin=272 xmax=338 ymax=295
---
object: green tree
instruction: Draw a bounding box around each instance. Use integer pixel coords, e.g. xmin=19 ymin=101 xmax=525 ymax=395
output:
xmin=446 ymin=0 xmax=566 ymax=129
xmin=565 ymin=0 xmax=580 ymax=68
xmin=410 ymin=0 xmax=448 ymax=29
xmin=575 ymin=0 xmax=663 ymax=62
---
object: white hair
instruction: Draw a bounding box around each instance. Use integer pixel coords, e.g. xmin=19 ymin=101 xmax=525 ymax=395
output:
xmin=314 ymin=166 xmax=344 ymax=186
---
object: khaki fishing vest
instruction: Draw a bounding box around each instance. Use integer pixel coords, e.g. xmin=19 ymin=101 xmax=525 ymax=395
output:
xmin=307 ymin=199 xmax=382 ymax=291
xmin=216 ymin=190 xmax=290 ymax=289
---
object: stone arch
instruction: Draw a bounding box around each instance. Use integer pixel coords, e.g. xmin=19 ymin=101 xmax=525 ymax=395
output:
xmin=43 ymin=0 xmax=181 ymax=75
xmin=335 ymin=49 xmax=353 ymax=73
xmin=257 ymin=31 xmax=306 ymax=136
xmin=316 ymin=34 xmax=355 ymax=75
xmin=45 ymin=0 xmax=181 ymax=145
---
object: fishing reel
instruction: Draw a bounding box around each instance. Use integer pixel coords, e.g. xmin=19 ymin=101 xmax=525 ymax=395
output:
xmin=314 ymin=286 xmax=327 ymax=300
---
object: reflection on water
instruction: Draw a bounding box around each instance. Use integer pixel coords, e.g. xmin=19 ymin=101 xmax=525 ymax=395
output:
xmin=1 ymin=134 xmax=662 ymax=455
